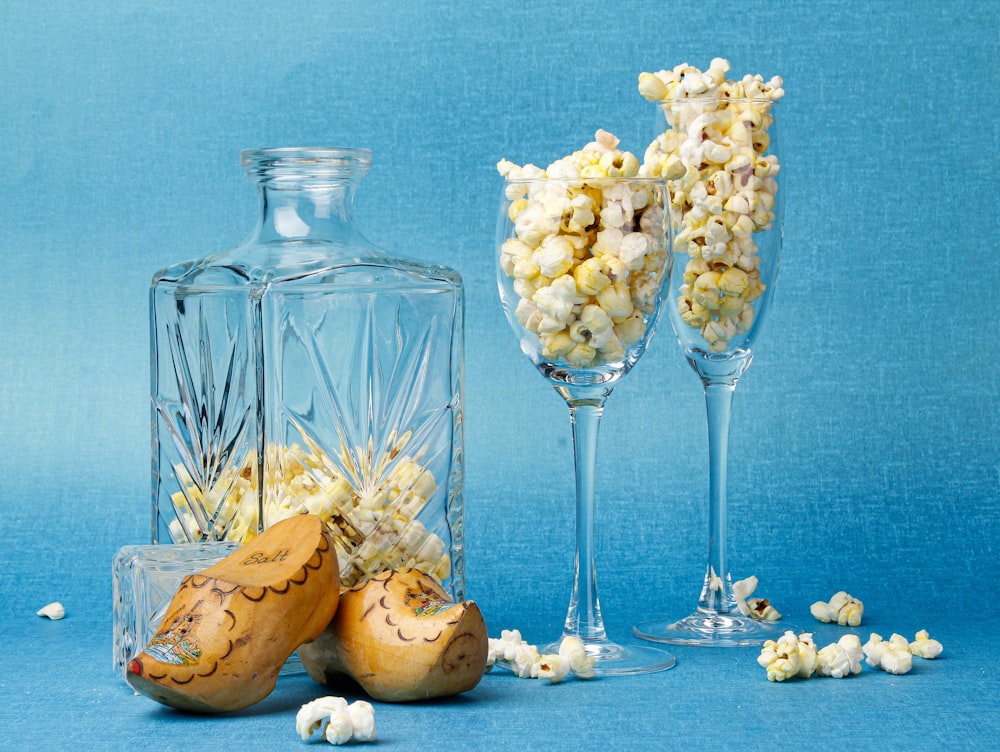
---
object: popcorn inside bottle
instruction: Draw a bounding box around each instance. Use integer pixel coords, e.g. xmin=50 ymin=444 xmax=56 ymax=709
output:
xmin=167 ymin=432 xmax=451 ymax=589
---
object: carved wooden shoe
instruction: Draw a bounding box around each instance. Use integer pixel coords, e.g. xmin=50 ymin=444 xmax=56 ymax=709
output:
xmin=298 ymin=568 xmax=488 ymax=702
xmin=126 ymin=514 xmax=340 ymax=713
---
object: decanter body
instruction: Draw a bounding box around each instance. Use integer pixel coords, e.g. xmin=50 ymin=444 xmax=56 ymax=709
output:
xmin=150 ymin=147 xmax=465 ymax=599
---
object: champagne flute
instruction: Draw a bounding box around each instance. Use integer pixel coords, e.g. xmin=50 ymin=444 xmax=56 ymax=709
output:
xmin=497 ymin=174 xmax=676 ymax=674
xmin=633 ymin=95 xmax=787 ymax=645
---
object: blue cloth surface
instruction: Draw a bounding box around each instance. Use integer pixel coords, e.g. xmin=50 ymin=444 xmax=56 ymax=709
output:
xmin=1 ymin=0 xmax=998 ymax=749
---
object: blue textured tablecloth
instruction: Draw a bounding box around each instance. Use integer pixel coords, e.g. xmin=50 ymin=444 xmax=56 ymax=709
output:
xmin=3 ymin=521 xmax=997 ymax=751
xmin=2 ymin=1 xmax=998 ymax=749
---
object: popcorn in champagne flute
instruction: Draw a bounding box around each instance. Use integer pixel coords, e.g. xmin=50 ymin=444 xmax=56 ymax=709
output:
xmin=638 ymin=58 xmax=784 ymax=353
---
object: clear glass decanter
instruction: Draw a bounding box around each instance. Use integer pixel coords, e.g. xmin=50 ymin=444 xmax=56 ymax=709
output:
xmin=150 ymin=147 xmax=465 ymax=600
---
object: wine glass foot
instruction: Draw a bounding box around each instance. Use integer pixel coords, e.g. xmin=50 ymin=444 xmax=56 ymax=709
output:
xmin=633 ymin=611 xmax=791 ymax=647
xmin=543 ymin=636 xmax=676 ymax=676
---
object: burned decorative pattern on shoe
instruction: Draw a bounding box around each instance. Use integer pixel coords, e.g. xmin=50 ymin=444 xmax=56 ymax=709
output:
xmin=403 ymin=577 xmax=454 ymax=618
xmin=144 ymin=612 xmax=204 ymax=665
xmin=298 ymin=567 xmax=488 ymax=702
xmin=126 ymin=514 xmax=341 ymax=713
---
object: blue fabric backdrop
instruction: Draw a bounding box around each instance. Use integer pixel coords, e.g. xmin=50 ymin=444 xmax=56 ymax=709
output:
xmin=1 ymin=1 xmax=997 ymax=749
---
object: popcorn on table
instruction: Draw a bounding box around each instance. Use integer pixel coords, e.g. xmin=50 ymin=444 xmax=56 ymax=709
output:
xmin=167 ymin=430 xmax=452 ymax=589
xmin=486 ymin=630 xmax=596 ymax=683
xmin=758 ymin=629 xmax=942 ymax=681
xmin=498 ymin=130 xmax=668 ymax=371
xmin=637 ymin=58 xmax=784 ymax=354
xmin=810 ymin=591 xmax=864 ymax=627
xmin=559 ymin=635 xmax=597 ymax=679
xmin=756 ymin=631 xmax=817 ymax=682
xmin=815 ymin=634 xmax=863 ymax=678
xmin=863 ymin=633 xmax=913 ymax=675
xmin=36 ymin=602 xmax=65 ymax=620
xmin=297 ymin=697 xmax=377 ymax=745
xmin=732 ymin=575 xmax=781 ymax=621
xmin=909 ymin=629 xmax=943 ymax=659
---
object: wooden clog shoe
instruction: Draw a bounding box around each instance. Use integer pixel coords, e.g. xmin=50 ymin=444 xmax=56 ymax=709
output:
xmin=126 ymin=514 xmax=340 ymax=713
xmin=298 ymin=568 xmax=488 ymax=702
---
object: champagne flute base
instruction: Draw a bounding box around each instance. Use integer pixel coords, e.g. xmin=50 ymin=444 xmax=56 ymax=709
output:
xmin=633 ymin=611 xmax=790 ymax=647
xmin=543 ymin=636 xmax=677 ymax=676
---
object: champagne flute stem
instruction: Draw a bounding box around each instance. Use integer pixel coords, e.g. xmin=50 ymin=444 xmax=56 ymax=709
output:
xmin=562 ymin=395 xmax=608 ymax=641
xmin=700 ymin=380 xmax=737 ymax=614
xmin=690 ymin=353 xmax=750 ymax=615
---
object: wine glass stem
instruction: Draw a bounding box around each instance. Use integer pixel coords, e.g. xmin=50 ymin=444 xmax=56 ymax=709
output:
xmin=563 ymin=397 xmax=608 ymax=641
xmin=701 ymin=381 xmax=736 ymax=613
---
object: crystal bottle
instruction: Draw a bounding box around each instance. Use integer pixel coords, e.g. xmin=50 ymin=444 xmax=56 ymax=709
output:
xmin=150 ymin=147 xmax=465 ymax=599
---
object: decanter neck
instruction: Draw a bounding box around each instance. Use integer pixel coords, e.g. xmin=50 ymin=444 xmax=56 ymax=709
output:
xmin=241 ymin=147 xmax=372 ymax=246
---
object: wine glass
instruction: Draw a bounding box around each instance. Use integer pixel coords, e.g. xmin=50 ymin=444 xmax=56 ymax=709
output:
xmin=633 ymin=96 xmax=788 ymax=646
xmin=496 ymin=174 xmax=676 ymax=675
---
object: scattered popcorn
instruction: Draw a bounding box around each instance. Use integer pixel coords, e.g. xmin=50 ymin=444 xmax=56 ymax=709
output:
xmin=296 ymin=696 xmax=349 ymax=741
xmin=559 ymin=635 xmax=596 ymax=679
xmin=815 ymin=634 xmax=864 ymax=678
xmin=498 ymin=132 xmax=668 ymax=371
xmin=638 ymin=58 xmax=783 ymax=353
xmin=757 ymin=590 xmax=957 ymax=681
xmin=747 ymin=598 xmax=781 ymax=621
xmin=863 ymin=633 xmax=913 ymax=675
xmin=757 ymin=631 xmax=810 ymax=682
xmin=486 ymin=629 xmax=541 ymax=678
xmin=487 ymin=631 xmax=596 ymax=682
xmin=36 ymin=602 xmax=65 ymax=620
xmin=909 ymin=629 xmax=943 ymax=659
xmin=759 ymin=629 xmax=944 ymax=682
xmin=509 ymin=642 xmax=543 ymax=679
xmin=167 ymin=430 xmax=452 ymax=590
xmin=531 ymin=653 xmax=571 ymax=683
xmin=794 ymin=633 xmax=818 ymax=678
xmin=296 ymin=697 xmax=377 ymax=746
xmin=879 ymin=648 xmax=914 ymax=676
xmin=486 ymin=629 xmax=529 ymax=670
xmin=732 ymin=576 xmax=781 ymax=621
xmin=810 ymin=591 xmax=864 ymax=627
xmin=325 ymin=711 xmax=354 ymax=746
xmin=732 ymin=576 xmax=756 ymax=615
xmin=756 ymin=632 xmax=799 ymax=682
xmin=346 ymin=701 xmax=377 ymax=743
